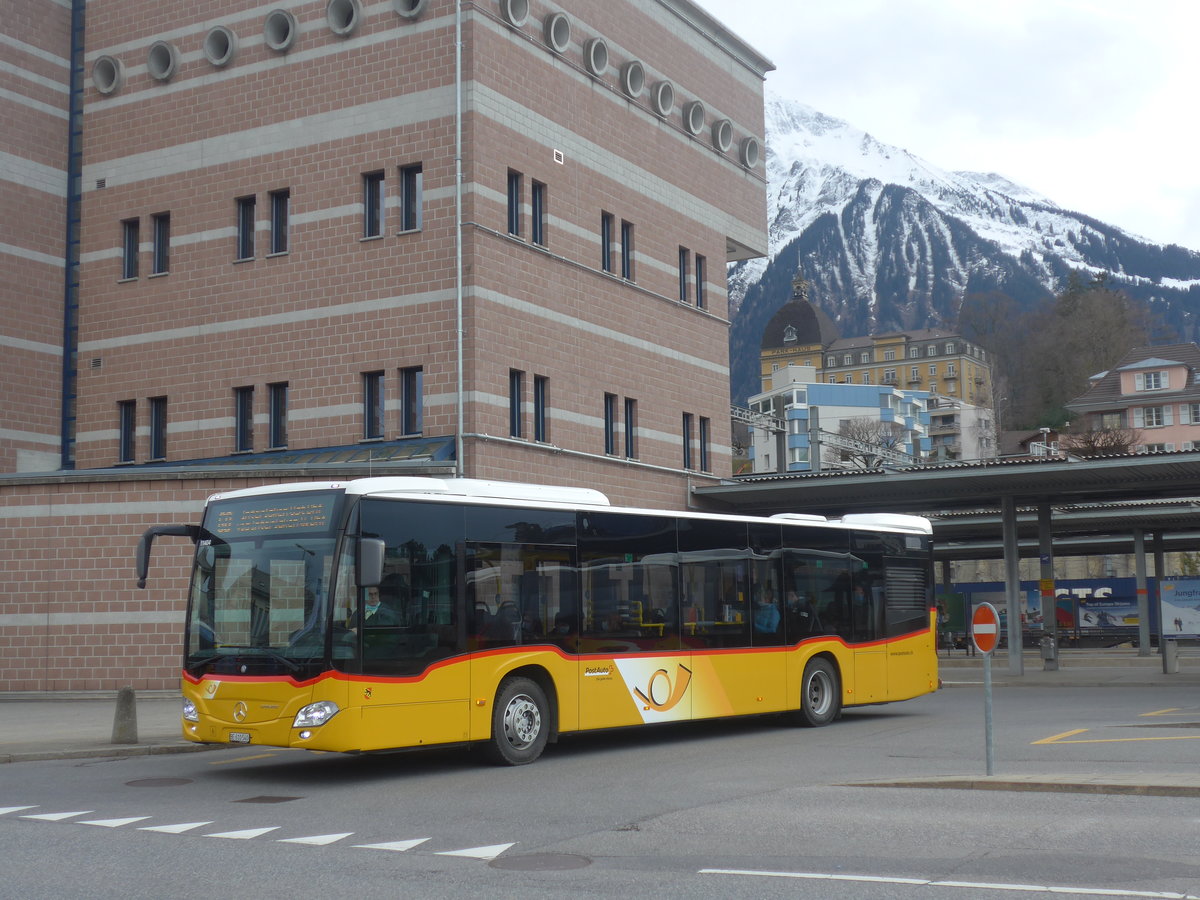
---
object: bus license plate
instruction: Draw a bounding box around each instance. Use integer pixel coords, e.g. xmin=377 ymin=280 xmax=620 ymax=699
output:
xmin=228 ymin=732 xmax=251 ymax=744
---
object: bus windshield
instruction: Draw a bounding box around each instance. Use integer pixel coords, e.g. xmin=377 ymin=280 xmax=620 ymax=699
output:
xmin=185 ymin=490 xmax=345 ymax=677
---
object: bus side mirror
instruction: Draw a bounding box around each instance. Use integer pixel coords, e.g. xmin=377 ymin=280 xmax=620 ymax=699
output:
xmin=135 ymin=524 xmax=201 ymax=588
xmin=358 ymin=538 xmax=385 ymax=588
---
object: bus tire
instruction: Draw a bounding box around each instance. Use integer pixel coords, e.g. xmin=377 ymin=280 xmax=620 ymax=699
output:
xmin=797 ymin=657 xmax=840 ymax=727
xmin=487 ymin=676 xmax=549 ymax=765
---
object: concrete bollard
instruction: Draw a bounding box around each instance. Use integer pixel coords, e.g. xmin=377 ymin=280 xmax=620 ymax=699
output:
xmin=111 ymin=685 xmax=138 ymax=744
xmin=1162 ymin=639 xmax=1179 ymax=675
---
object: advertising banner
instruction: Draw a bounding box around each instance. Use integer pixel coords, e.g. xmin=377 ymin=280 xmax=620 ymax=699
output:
xmin=1159 ymin=578 xmax=1200 ymax=639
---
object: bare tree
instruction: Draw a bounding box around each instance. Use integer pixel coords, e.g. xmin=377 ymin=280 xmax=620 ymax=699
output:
xmin=824 ymin=417 xmax=909 ymax=469
xmin=1060 ymin=426 xmax=1142 ymax=457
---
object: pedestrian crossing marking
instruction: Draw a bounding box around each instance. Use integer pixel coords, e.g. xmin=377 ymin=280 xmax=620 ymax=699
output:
xmin=139 ymin=822 xmax=213 ymax=834
xmin=21 ymin=810 xmax=94 ymax=821
xmin=0 ymin=806 xmax=36 ymax=815
xmin=435 ymin=842 xmax=515 ymax=860
xmin=353 ymin=838 xmax=430 ymax=852
xmin=80 ymin=816 xmax=152 ymax=828
xmin=278 ymin=832 xmax=355 ymax=846
xmin=205 ymin=826 xmax=281 ymax=839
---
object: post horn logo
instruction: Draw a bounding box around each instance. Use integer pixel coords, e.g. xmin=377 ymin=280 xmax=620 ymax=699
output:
xmin=633 ymin=664 xmax=692 ymax=712
xmin=232 ymin=701 xmax=248 ymax=723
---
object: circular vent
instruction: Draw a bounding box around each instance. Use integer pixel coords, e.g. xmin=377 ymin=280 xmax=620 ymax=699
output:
xmin=501 ymin=0 xmax=529 ymax=27
xmin=584 ymin=38 xmax=608 ymax=77
xmin=264 ymin=9 xmax=297 ymax=52
xmin=740 ymin=136 xmax=761 ymax=168
xmin=683 ymin=100 xmax=705 ymax=135
xmin=203 ymin=26 xmax=238 ymax=67
xmin=147 ymin=41 xmax=179 ymax=82
xmin=621 ymin=60 xmax=645 ymax=99
xmin=92 ymin=55 xmax=125 ymax=95
xmin=712 ymin=118 xmax=733 ymax=153
xmin=393 ymin=0 xmax=428 ymax=18
xmin=327 ymin=0 xmax=362 ymax=36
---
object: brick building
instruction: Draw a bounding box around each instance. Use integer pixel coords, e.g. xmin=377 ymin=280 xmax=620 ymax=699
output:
xmin=0 ymin=0 xmax=772 ymax=690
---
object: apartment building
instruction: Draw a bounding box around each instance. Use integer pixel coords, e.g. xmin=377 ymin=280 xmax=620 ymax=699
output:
xmin=1066 ymin=344 xmax=1200 ymax=452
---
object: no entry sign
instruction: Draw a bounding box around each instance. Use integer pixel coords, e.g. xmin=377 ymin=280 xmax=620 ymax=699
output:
xmin=972 ymin=602 xmax=1000 ymax=655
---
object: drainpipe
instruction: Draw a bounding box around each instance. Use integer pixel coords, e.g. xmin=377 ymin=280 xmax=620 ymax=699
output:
xmin=60 ymin=0 xmax=86 ymax=469
xmin=453 ymin=0 xmax=465 ymax=478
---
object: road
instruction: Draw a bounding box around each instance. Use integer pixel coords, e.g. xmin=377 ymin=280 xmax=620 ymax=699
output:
xmin=4 ymin=684 xmax=1200 ymax=899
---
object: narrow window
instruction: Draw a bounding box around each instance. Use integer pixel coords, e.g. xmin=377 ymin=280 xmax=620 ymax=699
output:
xmin=534 ymin=375 xmax=548 ymax=442
xmin=149 ymin=396 xmax=167 ymax=460
xmin=531 ymin=180 xmax=547 ymax=246
xmin=268 ymin=381 xmax=288 ymax=448
xmin=121 ymin=218 xmax=139 ymax=279
xmin=269 ymin=188 xmax=289 ymax=254
xmin=507 ymin=169 xmax=522 ymax=236
xmin=363 ymin=171 xmax=384 ymax=238
xmin=600 ymin=212 xmax=614 ymax=272
xmin=695 ymin=254 xmax=706 ymax=309
xmin=400 ymin=366 xmax=423 ymax=435
xmin=678 ymin=246 xmax=690 ymax=302
xmin=151 ymin=212 xmax=170 ymax=274
xmin=604 ymin=393 xmax=617 ymax=455
xmin=234 ymin=386 xmax=254 ymax=452
xmin=699 ymin=416 xmax=711 ymax=472
xmin=509 ymin=369 xmax=524 ymax=438
xmin=620 ymin=220 xmax=634 ymax=280
xmin=118 ymin=400 xmax=136 ymax=462
xmin=682 ymin=412 xmax=694 ymax=470
xmin=236 ymin=196 xmax=255 ymax=260
xmin=400 ymin=163 xmax=423 ymax=231
xmin=624 ymin=397 xmax=637 ymax=458
xmin=363 ymin=371 xmax=384 ymax=439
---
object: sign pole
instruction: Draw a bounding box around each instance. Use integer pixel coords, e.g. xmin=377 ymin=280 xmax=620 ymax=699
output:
xmin=972 ymin=602 xmax=1000 ymax=776
xmin=983 ymin=649 xmax=994 ymax=775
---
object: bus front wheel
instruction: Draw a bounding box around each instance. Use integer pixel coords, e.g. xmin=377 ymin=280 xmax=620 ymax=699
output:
xmin=798 ymin=658 xmax=840 ymax=727
xmin=487 ymin=676 xmax=549 ymax=765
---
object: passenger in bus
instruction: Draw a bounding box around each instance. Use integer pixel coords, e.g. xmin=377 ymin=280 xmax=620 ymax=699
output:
xmin=753 ymin=587 xmax=781 ymax=634
xmin=787 ymin=591 xmax=821 ymax=635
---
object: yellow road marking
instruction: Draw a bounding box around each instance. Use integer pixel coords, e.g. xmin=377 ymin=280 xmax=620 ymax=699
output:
xmin=209 ymin=752 xmax=279 ymax=765
xmin=1141 ymin=708 xmax=1183 ymax=717
xmin=1034 ymin=728 xmax=1200 ymax=745
xmin=1032 ymin=729 xmax=1087 ymax=745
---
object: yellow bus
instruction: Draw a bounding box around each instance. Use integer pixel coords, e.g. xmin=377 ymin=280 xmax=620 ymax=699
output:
xmin=136 ymin=477 xmax=937 ymax=765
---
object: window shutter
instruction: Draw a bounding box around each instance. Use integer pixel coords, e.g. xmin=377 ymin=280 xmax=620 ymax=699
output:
xmin=1167 ymin=443 xmax=1176 ymax=451
xmin=1135 ymin=373 xmax=1144 ymax=391
xmin=1161 ymin=370 xmax=1170 ymax=389
xmin=1133 ymin=407 xmax=1144 ymax=428
xmin=1165 ymin=405 xmax=1175 ymax=426
xmin=1182 ymin=404 xmax=1192 ymax=425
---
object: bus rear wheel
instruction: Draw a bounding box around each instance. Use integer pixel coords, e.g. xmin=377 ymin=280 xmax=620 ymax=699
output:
xmin=487 ymin=676 xmax=549 ymax=765
xmin=798 ymin=657 xmax=840 ymax=727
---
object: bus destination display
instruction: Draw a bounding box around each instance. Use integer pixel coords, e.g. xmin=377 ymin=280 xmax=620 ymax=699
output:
xmin=209 ymin=494 xmax=338 ymax=538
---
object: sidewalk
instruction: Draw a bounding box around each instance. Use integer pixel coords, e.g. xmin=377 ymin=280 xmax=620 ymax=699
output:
xmin=938 ymin=646 xmax=1200 ymax=688
xmin=0 ymin=692 xmax=212 ymax=764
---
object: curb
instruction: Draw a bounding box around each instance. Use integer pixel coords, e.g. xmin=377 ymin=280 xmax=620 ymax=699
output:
xmin=0 ymin=741 xmax=221 ymax=765
xmin=847 ymin=776 xmax=1200 ymax=798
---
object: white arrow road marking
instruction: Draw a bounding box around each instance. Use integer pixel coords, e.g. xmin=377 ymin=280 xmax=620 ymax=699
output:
xmin=21 ymin=811 xmax=94 ymax=821
xmin=204 ymin=826 xmax=280 ymax=840
xmin=278 ymin=832 xmax=355 ymax=846
xmin=79 ymin=816 xmax=152 ymax=828
xmin=138 ymin=822 xmax=213 ymax=834
xmin=352 ymin=838 xmax=430 ymax=852
xmin=0 ymin=807 xmax=36 ymax=815
xmin=435 ymin=843 xmax=515 ymax=861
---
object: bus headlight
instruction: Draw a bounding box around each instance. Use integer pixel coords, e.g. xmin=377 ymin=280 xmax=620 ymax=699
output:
xmin=182 ymin=698 xmax=198 ymax=722
xmin=293 ymin=701 xmax=340 ymax=728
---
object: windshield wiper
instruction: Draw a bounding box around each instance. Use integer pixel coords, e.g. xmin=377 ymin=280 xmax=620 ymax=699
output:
xmin=198 ymin=645 xmax=303 ymax=672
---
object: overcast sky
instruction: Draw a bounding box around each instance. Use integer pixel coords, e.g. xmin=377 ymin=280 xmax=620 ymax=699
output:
xmin=697 ymin=0 xmax=1200 ymax=250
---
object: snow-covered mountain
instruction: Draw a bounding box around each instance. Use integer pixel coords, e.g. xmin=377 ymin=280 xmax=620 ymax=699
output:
xmin=729 ymin=94 xmax=1200 ymax=403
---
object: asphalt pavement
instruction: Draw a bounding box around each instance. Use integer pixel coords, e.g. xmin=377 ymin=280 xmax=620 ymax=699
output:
xmin=3 ymin=648 xmax=1199 ymax=800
